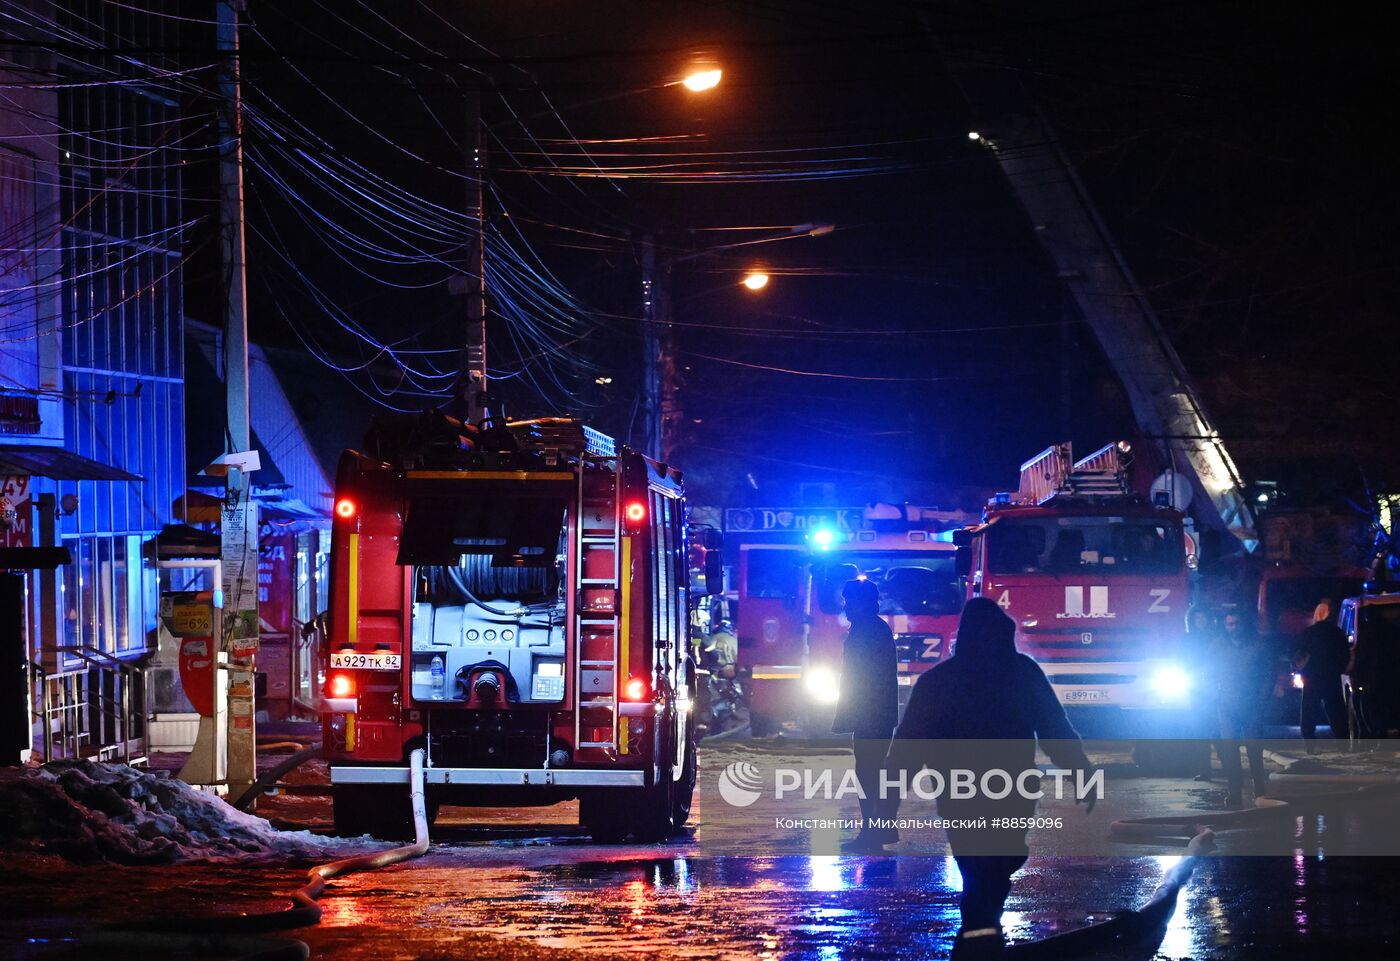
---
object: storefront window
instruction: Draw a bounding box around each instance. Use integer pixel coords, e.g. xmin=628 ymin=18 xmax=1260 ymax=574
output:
xmin=111 ymin=535 xmax=129 ymax=651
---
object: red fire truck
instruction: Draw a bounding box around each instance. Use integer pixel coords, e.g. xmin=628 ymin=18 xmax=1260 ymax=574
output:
xmin=321 ymin=414 xmax=715 ymax=841
xmin=955 ymin=444 xmax=1193 ymax=733
xmin=735 ymin=505 xmax=969 ymax=735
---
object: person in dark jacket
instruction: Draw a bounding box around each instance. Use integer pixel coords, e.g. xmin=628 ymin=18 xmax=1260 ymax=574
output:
xmin=1349 ymin=607 xmax=1400 ymax=740
xmin=1182 ymin=606 xmax=1220 ymax=780
xmin=1212 ymin=612 xmax=1273 ymax=806
xmin=830 ymin=578 xmax=898 ymax=851
xmin=1293 ymin=601 xmax=1349 ymax=748
xmin=887 ymin=597 xmax=1096 ymax=958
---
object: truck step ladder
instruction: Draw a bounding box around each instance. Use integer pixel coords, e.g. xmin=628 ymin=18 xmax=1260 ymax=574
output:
xmin=574 ymin=457 xmax=623 ymax=754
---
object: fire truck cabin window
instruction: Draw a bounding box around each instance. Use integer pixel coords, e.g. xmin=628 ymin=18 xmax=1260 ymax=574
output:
xmin=745 ymin=550 xmax=801 ymax=599
xmin=987 ymin=517 xmax=1183 ymax=575
xmin=813 ymin=552 xmax=964 ymax=616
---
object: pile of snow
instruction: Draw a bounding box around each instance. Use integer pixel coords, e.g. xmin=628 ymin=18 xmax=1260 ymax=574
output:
xmin=0 ymin=760 xmax=386 ymax=864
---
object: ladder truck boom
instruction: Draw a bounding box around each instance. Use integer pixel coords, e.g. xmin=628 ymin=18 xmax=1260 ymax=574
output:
xmin=942 ymin=46 xmax=1257 ymax=550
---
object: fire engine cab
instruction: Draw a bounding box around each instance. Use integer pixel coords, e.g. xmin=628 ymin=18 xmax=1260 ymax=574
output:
xmin=322 ymin=413 xmax=714 ymax=841
xmin=736 ymin=505 xmax=969 ymax=735
xmin=956 ymin=443 xmax=1193 ymax=732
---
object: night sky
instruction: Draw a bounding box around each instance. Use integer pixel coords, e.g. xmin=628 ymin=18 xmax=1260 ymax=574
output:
xmin=185 ymin=0 xmax=1398 ymax=509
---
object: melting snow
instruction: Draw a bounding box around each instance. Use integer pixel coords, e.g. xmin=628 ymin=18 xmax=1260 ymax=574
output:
xmin=0 ymin=760 xmax=386 ymax=864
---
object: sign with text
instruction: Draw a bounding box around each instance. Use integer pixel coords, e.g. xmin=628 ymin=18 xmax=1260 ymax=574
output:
xmin=257 ymin=529 xmax=293 ymax=635
xmin=697 ymin=739 xmax=1400 ymax=857
xmin=221 ymin=488 xmax=260 ymax=659
xmin=0 ymin=473 xmax=32 ymax=549
xmin=725 ymin=507 xmax=863 ymax=534
xmin=171 ymin=598 xmax=214 ymax=637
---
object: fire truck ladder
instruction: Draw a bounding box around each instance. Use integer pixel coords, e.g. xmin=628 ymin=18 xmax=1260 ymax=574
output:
xmin=574 ymin=456 xmax=623 ymax=755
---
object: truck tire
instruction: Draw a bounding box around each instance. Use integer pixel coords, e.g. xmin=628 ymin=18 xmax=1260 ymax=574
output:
xmin=332 ymin=783 xmax=415 ymax=841
xmin=635 ymin=767 xmax=677 ymax=842
xmin=750 ymin=708 xmax=777 ymax=738
xmin=671 ymin=717 xmax=698 ymax=829
xmin=579 ymin=793 xmax=630 ymax=843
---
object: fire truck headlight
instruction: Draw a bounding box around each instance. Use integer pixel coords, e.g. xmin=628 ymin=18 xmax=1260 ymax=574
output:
xmin=805 ymin=666 xmax=841 ymax=705
xmin=1150 ymin=664 xmax=1191 ymax=701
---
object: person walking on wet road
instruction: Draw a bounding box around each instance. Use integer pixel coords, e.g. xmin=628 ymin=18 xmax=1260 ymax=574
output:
xmin=1212 ymin=611 xmax=1273 ymax=806
xmin=1293 ymin=601 xmax=1349 ymax=749
xmin=830 ymin=578 xmax=899 ymax=853
xmin=887 ymin=597 xmax=1097 ymax=959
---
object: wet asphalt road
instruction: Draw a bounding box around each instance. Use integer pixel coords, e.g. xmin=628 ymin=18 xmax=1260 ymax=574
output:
xmin=284 ymin=810 xmax=1395 ymax=961
xmin=4 ymin=742 xmax=1399 ymax=960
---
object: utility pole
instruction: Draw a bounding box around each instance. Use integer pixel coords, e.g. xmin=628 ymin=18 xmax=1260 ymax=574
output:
xmin=218 ymin=0 xmax=249 ymax=456
xmin=659 ymin=317 xmax=680 ymax=463
xmin=640 ymin=223 xmax=832 ymax=462
xmin=640 ymin=234 xmax=662 ymax=460
xmin=208 ymin=0 xmax=258 ymax=802
xmin=462 ymin=87 xmax=488 ymax=424
xmin=656 ymin=261 xmax=679 ymax=464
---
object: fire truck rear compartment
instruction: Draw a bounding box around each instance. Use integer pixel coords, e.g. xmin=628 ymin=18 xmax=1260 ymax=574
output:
xmin=399 ymin=485 xmax=571 ymax=707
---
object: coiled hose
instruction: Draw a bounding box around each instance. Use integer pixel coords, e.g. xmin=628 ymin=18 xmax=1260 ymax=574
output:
xmin=91 ymin=749 xmax=430 ymax=961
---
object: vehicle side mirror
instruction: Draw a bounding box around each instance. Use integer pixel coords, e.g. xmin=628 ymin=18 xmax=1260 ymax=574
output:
xmin=955 ymin=546 xmax=972 ymax=577
xmin=703 ymin=529 xmax=723 ymax=551
xmin=951 ymin=528 xmax=973 ymax=547
xmin=705 ymin=552 xmax=724 ymax=595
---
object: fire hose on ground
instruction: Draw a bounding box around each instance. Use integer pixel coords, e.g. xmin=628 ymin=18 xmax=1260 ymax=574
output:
xmin=90 ymin=748 xmax=430 ymax=961
xmin=1108 ymin=771 xmax=1400 ymax=843
xmin=1007 ymin=827 xmax=1216 ymax=959
xmin=231 ymin=745 xmax=323 ymax=812
xmin=1009 ymin=765 xmax=1400 ymax=958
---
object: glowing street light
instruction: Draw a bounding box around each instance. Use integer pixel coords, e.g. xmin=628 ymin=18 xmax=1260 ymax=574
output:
xmin=682 ymin=68 xmax=722 ymax=92
xmin=741 ymin=271 xmax=770 ymax=291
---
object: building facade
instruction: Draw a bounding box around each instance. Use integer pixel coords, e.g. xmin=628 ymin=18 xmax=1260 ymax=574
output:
xmin=2 ymin=1 xmax=188 ymax=758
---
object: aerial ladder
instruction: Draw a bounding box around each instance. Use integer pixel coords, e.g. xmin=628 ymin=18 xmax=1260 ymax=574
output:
xmin=936 ymin=29 xmax=1258 ymax=552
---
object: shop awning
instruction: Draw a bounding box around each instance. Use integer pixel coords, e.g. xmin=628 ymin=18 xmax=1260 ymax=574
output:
xmin=0 ymin=446 xmax=141 ymax=481
xmin=0 ymin=546 xmax=72 ymax=570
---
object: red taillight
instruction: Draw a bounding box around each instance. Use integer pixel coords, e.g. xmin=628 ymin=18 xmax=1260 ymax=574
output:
xmin=329 ymin=673 xmax=355 ymax=698
xmin=623 ymin=676 xmax=649 ymax=702
xmin=625 ymin=501 xmax=647 ymax=524
xmin=334 ymin=498 xmax=357 ymax=520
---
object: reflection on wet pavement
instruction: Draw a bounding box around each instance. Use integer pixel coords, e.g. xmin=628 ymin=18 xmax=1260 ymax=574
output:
xmin=368 ymin=854 xmax=1179 ymax=960
xmin=302 ymin=842 xmax=1400 ymax=961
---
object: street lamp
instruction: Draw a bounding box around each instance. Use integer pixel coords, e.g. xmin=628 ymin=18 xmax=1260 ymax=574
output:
xmin=681 ymin=68 xmax=722 ymax=92
xmin=741 ymin=271 xmax=770 ymax=291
